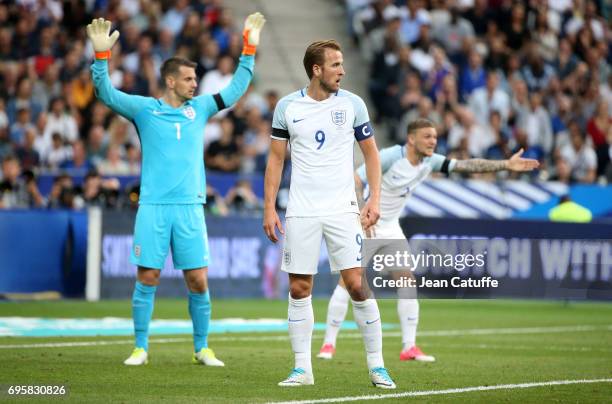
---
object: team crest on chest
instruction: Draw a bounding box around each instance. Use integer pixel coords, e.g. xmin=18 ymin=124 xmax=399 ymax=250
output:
xmin=331 ymin=110 xmax=346 ymax=126
xmin=183 ymin=106 xmax=196 ymax=120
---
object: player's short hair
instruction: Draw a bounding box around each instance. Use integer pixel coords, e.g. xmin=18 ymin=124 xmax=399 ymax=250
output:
xmin=160 ymin=57 xmax=197 ymax=82
xmin=406 ymin=118 xmax=435 ymax=136
xmin=303 ymin=40 xmax=342 ymax=80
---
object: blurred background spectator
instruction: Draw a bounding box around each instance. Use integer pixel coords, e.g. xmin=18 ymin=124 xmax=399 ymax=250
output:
xmin=0 ymin=0 xmax=610 ymax=211
xmin=0 ymin=0 xmax=272 ymax=210
xmin=351 ymin=0 xmax=610 ymax=184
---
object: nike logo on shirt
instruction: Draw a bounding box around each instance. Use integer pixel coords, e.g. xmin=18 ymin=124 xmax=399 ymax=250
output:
xmin=292 ymin=118 xmax=305 ymax=123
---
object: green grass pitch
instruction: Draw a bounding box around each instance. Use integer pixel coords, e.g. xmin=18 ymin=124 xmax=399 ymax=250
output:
xmin=0 ymin=299 xmax=611 ymax=403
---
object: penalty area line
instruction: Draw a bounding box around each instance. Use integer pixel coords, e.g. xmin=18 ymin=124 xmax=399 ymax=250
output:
xmin=267 ymin=378 xmax=612 ymax=404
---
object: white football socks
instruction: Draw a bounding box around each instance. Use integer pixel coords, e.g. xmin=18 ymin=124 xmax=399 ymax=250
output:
xmin=288 ymin=294 xmax=314 ymax=374
xmin=352 ymin=298 xmax=384 ymax=369
xmin=323 ymin=285 xmax=350 ymax=346
xmin=398 ymin=298 xmax=419 ymax=349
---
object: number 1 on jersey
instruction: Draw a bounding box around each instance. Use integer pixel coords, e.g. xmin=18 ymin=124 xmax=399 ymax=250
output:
xmin=175 ymin=123 xmax=181 ymax=140
xmin=315 ymin=130 xmax=325 ymax=150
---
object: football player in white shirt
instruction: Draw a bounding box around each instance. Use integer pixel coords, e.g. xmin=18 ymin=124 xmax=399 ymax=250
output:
xmin=317 ymin=118 xmax=539 ymax=362
xmin=263 ymin=40 xmax=395 ymax=389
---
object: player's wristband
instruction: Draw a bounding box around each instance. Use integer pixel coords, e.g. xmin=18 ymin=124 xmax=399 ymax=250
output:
xmin=241 ymin=30 xmax=257 ymax=56
xmin=95 ymin=50 xmax=112 ymax=60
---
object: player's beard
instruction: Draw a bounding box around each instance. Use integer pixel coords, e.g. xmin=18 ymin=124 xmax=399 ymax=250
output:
xmin=320 ymin=76 xmax=339 ymax=94
xmin=175 ymin=87 xmax=195 ymax=102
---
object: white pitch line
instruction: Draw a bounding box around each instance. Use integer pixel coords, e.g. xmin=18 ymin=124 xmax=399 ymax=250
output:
xmin=0 ymin=325 xmax=610 ymax=349
xmin=267 ymin=379 xmax=612 ymax=404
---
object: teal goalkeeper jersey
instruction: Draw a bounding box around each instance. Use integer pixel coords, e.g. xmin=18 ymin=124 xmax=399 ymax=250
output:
xmin=91 ymin=55 xmax=254 ymax=204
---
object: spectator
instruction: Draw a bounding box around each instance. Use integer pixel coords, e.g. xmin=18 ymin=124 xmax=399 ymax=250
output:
xmin=0 ymin=155 xmax=44 ymax=208
xmin=432 ymin=4 xmax=474 ymax=64
xmin=43 ymin=97 xmax=78 ymax=144
xmin=47 ymin=173 xmax=83 ymax=210
xmin=521 ymin=46 xmax=556 ymax=92
xmin=0 ymin=121 xmax=11 ymax=160
xmin=196 ymin=35 xmax=221 ymax=78
xmin=448 ymin=107 xmax=493 ymax=158
xmin=468 ymin=70 xmax=510 ymax=127
xmin=241 ymin=111 xmax=270 ymax=174
xmin=554 ymin=38 xmax=579 ymax=85
xmin=516 ymin=91 xmax=553 ymax=160
xmin=15 ymin=128 xmax=40 ymax=171
xmin=398 ymin=97 xmax=440 ymax=141
xmin=59 ymin=139 xmax=94 ymax=176
xmin=161 ymin=0 xmax=191 ymax=36
xmin=199 ymin=55 xmax=234 ymax=98
xmin=556 ymin=121 xmax=597 ymax=183
xmin=70 ymin=68 xmax=95 ymax=110
xmin=425 ymin=45 xmax=453 ymax=100
xmin=7 ymin=77 xmax=43 ymax=126
xmin=31 ymin=63 xmax=62 ymax=111
xmin=80 ymin=170 xmax=120 ymax=208
xmin=399 ymin=0 xmax=431 ymax=45
xmin=153 ymin=28 xmax=176 ymax=63
xmin=399 ymin=70 xmax=423 ymax=113
xmin=98 ymin=144 xmax=130 ymax=176
xmin=43 ymin=132 xmax=72 ymax=170
xmin=9 ymin=107 xmax=35 ymax=145
xmin=205 ymin=117 xmax=241 ymax=172
xmin=463 ymin=0 xmax=493 ymax=36
xmin=124 ymin=143 xmax=141 ymax=175
xmin=211 ymin=7 xmax=235 ymax=53
xmin=531 ymin=10 xmax=558 ymax=63
xmin=586 ymin=101 xmax=611 ymax=176
xmin=459 ymin=48 xmax=486 ymax=100
xmin=86 ymin=125 xmax=109 ymax=166
xmin=364 ymin=4 xmax=403 ymax=62
xmin=225 ymin=178 xmax=262 ymax=215
xmin=484 ymin=110 xmax=512 ymax=160
xmin=205 ymin=184 xmax=229 ymax=216
xmin=368 ymin=34 xmax=403 ymax=123
xmin=501 ymin=2 xmax=529 ymax=51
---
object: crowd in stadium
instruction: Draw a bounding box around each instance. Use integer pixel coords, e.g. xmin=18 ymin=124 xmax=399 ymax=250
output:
xmin=0 ymin=0 xmax=275 ymax=210
xmin=0 ymin=0 xmax=610 ymax=210
xmin=350 ymin=0 xmax=611 ymax=183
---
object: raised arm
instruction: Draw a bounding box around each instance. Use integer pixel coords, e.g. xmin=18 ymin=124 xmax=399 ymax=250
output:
xmin=87 ymin=18 xmax=147 ymax=120
xmin=453 ymin=148 xmax=539 ymax=173
xmin=211 ymin=13 xmax=266 ymax=111
xmin=263 ymin=139 xmax=286 ymax=243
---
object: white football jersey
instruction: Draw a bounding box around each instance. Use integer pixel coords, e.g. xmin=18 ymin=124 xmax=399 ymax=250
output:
xmin=272 ymin=88 xmax=374 ymax=217
xmin=357 ymin=145 xmax=456 ymax=225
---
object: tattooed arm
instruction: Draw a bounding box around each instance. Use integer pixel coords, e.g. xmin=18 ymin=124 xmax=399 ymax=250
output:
xmin=453 ymin=149 xmax=539 ymax=174
xmin=454 ymin=159 xmax=508 ymax=173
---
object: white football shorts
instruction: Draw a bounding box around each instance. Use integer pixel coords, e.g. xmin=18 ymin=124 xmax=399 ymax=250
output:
xmin=281 ymin=212 xmax=364 ymax=274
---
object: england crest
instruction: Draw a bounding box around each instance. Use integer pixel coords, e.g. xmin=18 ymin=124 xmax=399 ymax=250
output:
xmin=183 ymin=106 xmax=196 ymax=120
xmin=331 ymin=110 xmax=346 ymax=126
xmin=283 ymin=249 xmax=291 ymax=266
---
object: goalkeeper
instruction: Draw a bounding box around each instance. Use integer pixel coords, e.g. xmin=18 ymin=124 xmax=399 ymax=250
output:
xmin=87 ymin=13 xmax=265 ymax=366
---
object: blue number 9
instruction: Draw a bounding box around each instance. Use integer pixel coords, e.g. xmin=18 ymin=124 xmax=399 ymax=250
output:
xmin=356 ymin=233 xmax=363 ymax=261
xmin=315 ymin=130 xmax=325 ymax=150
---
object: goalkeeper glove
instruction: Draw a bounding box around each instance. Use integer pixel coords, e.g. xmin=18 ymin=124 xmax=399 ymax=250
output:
xmin=86 ymin=18 xmax=120 ymax=60
xmin=242 ymin=12 xmax=266 ymax=56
